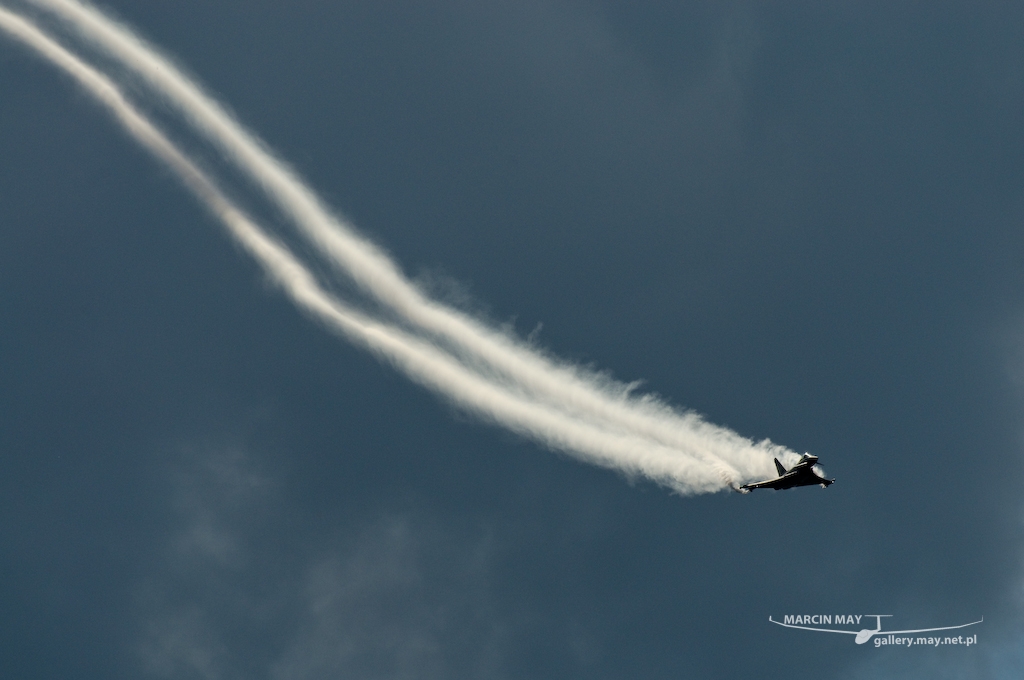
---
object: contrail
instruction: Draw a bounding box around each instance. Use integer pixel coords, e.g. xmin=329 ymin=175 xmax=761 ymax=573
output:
xmin=1 ymin=2 xmax=811 ymax=491
xmin=22 ymin=0 xmax=801 ymax=480
xmin=0 ymin=4 xmax=742 ymax=493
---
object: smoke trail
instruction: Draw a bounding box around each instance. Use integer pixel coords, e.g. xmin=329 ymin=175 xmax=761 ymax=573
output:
xmin=0 ymin=4 xmax=744 ymax=493
xmin=23 ymin=0 xmax=800 ymax=479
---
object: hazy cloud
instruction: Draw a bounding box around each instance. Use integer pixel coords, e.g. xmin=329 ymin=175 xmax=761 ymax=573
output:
xmin=133 ymin=445 xmax=510 ymax=680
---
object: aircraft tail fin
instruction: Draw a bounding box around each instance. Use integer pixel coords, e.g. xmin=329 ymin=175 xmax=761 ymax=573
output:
xmin=774 ymin=458 xmax=787 ymax=476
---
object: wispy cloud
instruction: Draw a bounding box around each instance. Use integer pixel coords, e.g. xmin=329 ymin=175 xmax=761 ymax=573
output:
xmin=133 ymin=446 xmax=509 ymax=680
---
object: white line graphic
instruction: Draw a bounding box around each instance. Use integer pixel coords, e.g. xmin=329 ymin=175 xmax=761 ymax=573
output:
xmin=769 ymin=615 xmax=984 ymax=645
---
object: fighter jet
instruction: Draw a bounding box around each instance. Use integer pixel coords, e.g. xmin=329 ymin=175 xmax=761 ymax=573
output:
xmin=737 ymin=454 xmax=834 ymax=492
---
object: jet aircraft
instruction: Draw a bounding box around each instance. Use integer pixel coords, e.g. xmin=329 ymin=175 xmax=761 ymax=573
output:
xmin=736 ymin=454 xmax=834 ymax=492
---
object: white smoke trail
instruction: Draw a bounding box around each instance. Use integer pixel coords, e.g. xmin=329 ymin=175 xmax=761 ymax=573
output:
xmin=22 ymin=0 xmax=800 ymax=479
xmin=0 ymin=4 xmax=742 ymax=493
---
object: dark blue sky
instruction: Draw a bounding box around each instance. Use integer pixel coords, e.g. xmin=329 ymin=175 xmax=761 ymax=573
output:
xmin=1 ymin=1 xmax=1022 ymax=678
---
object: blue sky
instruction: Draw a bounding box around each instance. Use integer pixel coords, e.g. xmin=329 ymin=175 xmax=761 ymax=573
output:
xmin=1 ymin=1 xmax=1022 ymax=678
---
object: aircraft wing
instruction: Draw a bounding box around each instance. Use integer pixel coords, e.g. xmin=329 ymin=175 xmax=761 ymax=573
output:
xmin=768 ymin=617 xmax=857 ymax=635
xmin=883 ymin=619 xmax=983 ymax=635
xmin=740 ymin=477 xmax=789 ymax=491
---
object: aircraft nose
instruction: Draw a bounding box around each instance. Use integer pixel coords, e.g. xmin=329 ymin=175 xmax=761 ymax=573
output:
xmin=855 ymin=630 xmax=874 ymax=644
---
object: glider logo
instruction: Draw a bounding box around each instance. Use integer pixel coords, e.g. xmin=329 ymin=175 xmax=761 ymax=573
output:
xmin=769 ymin=614 xmax=982 ymax=646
